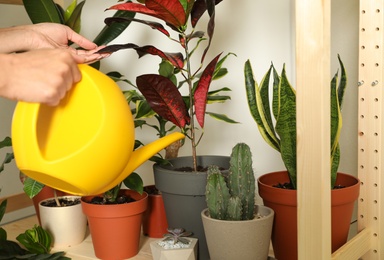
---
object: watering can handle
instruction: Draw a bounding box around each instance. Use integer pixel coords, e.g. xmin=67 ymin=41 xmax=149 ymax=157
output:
xmin=95 ymin=132 xmax=185 ymax=193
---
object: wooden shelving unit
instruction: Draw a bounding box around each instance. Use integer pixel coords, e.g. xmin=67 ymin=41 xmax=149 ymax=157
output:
xmin=296 ymin=0 xmax=383 ymax=259
xmin=1 ymin=0 xmax=383 ymax=258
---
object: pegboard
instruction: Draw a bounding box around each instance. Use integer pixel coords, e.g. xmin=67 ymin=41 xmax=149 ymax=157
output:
xmin=357 ymin=0 xmax=384 ymax=259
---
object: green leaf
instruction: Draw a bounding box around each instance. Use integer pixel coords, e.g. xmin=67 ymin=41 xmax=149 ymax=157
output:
xmin=0 ymin=153 xmax=14 ymax=174
xmin=136 ymin=100 xmax=156 ymax=118
xmin=123 ymin=172 xmax=143 ymax=194
xmin=93 ymin=10 xmax=135 ymax=46
xmin=23 ymin=178 xmax=44 ymax=199
xmin=65 ymin=0 xmax=85 ymax=33
xmin=244 ymin=60 xmax=280 ymax=151
xmin=206 ymin=112 xmax=239 ymax=124
xmin=0 ymin=200 xmax=7 ymax=224
xmin=22 ymin=0 xmax=62 ymax=24
xmin=0 ymin=137 xmax=11 ymax=149
xmin=275 ymin=66 xmax=297 ymax=188
xmin=16 ymin=225 xmax=52 ymax=254
xmin=64 ymin=0 xmax=77 ymax=22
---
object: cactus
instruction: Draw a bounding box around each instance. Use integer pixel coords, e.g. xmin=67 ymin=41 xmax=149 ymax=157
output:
xmin=228 ymin=143 xmax=255 ymax=220
xmin=206 ymin=143 xmax=256 ymax=221
xmin=206 ymin=165 xmax=230 ymax=220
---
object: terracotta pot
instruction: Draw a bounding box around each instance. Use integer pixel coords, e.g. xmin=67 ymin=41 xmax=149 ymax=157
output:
xmin=201 ymin=206 xmax=274 ymax=260
xmin=81 ymin=189 xmax=148 ymax=260
xmin=258 ymin=171 xmax=360 ymax=260
xmin=142 ymin=185 xmax=168 ymax=238
xmin=32 ymin=186 xmax=65 ymax=225
xmin=39 ymin=196 xmax=87 ymax=248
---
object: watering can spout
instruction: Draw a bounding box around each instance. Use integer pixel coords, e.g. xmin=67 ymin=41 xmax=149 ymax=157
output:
xmin=126 ymin=132 xmax=185 ymax=174
xmin=95 ymin=132 xmax=185 ymax=194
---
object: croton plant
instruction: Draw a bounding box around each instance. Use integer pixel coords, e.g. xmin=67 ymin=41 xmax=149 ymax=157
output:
xmin=101 ymin=0 xmax=238 ymax=171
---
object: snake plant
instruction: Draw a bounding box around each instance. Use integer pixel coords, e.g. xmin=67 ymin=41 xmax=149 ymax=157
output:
xmin=244 ymin=55 xmax=346 ymax=189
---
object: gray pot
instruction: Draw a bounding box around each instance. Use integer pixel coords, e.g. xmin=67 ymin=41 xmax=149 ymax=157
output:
xmin=201 ymin=206 xmax=274 ymax=260
xmin=154 ymin=155 xmax=230 ymax=260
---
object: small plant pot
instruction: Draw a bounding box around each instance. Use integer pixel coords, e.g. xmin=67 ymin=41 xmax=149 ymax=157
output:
xmin=81 ymin=189 xmax=148 ymax=260
xmin=201 ymin=206 xmax=274 ymax=260
xmin=32 ymin=186 xmax=66 ymax=225
xmin=38 ymin=195 xmax=87 ymax=248
xmin=150 ymin=237 xmax=198 ymax=260
xmin=142 ymin=185 xmax=168 ymax=238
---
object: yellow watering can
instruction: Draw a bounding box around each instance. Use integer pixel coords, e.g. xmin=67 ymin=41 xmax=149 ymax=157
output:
xmin=11 ymin=64 xmax=184 ymax=196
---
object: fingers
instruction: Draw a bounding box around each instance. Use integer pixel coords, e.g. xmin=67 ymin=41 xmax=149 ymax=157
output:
xmin=66 ymin=27 xmax=98 ymax=51
xmin=70 ymin=47 xmax=110 ymax=64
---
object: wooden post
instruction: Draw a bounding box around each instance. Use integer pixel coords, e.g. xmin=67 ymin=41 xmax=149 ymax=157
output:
xmin=295 ymin=0 xmax=332 ymax=259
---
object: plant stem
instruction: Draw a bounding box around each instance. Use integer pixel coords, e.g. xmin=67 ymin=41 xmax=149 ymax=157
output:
xmin=53 ymin=189 xmax=60 ymax=207
xmin=183 ymin=33 xmax=197 ymax=171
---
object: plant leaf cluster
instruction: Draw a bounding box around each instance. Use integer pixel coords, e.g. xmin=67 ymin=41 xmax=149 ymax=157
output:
xmin=99 ymin=0 xmax=238 ymax=169
xmin=0 ymin=200 xmax=69 ymax=259
xmin=244 ymin=55 xmax=347 ymax=189
xmin=162 ymin=228 xmax=192 ymax=245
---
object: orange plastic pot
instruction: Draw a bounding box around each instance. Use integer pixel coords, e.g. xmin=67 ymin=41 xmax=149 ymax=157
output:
xmin=81 ymin=189 xmax=148 ymax=260
xmin=258 ymin=171 xmax=360 ymax=260
xmin=142 ymin=185 xmax=168 ymax=238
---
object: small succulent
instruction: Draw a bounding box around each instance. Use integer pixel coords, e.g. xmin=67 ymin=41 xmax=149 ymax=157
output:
xmin=162 ymin=228 xmax=193 ymax=245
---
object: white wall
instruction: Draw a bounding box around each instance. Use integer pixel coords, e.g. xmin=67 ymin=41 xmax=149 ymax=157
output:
xmin=0 ymin=0 xmax=359 ymax=220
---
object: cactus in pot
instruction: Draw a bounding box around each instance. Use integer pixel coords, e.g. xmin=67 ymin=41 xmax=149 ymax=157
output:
xmin=206 ymin=143 xmax=255 ymax=220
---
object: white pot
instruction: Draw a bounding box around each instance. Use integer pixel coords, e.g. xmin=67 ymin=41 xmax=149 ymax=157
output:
xmin=201 ymin=205 xmax=274 ymax=260
xmin=39 ymin=195 xmax=87 ymax=248
xmin=150 ymin=237 xmax=198 ymax=260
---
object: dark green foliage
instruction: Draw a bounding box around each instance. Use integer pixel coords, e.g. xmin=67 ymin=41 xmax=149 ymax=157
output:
xmin=0 ymin=200 xmax=69 ymax=259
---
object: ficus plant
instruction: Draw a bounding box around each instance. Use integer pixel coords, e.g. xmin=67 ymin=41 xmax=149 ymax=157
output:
xmin=99 ymin=0 xmax=238 ymax=171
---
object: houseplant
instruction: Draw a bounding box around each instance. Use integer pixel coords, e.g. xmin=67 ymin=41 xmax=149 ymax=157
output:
xmin=81 ymin=177 xmax=148 ymax=259
xmin=150 ymin=227 xmax=198 ymax=260
xmin=0 ymin=140 xmax=68 ymax=259
xmin=38 ymin=195 xmax=87 ymax=248
xmin=244 ymin=56 xmax=360 ymax=260
xmin=201 ymin=143 xmax=274 ymax=260
xmin=99 ymin=1 xmax=236 ymax=258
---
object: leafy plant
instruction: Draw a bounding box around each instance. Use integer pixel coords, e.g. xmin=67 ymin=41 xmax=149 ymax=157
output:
xmin=0 ymin=137 xmax=13 ymax=174
xmin=205 ymin=143 xmax=255 ymax=220
xmin=99 ymin=0 xmax=238 ymax=170
xmin=244 ymin=55 xmax=347 ymax=189
xmin=162 ymin=228 xmax=192 ymax=245
xmin=0 ymin=200 xmax=69 ymax=259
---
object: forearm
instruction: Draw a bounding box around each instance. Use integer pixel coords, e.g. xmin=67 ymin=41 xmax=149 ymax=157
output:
xmin=0 ymin=26 xmax=34 ymax=53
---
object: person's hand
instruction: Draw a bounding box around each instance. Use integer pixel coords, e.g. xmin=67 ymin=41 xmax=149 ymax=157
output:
xmin=25 ymin=23 xmax=108 ymax=63
xmin=0 ymin=49 xmax=82 ymax=106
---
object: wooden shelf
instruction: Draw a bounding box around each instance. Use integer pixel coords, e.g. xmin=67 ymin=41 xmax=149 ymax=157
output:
xmin=2 ymin=215 xmax=155 ymax=260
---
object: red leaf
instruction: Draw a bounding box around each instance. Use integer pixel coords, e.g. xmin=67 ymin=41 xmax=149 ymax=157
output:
xmin=194 ymin=53 xmax=222 ymax=128
xmin=104 ymin=17 xmax=170 ymax=37
xmin=97 ymin=44 xmax=184 ymax=69
xmin=191 ymin=0 xmax=223 ymax=27
xmin=137 ymin=74 xmax=190 ymax=128
xmin=108 ymin=0 xmax=186 ymax=29
xmin=146 ymin=0 xmax=187 ymax=28
xmin=134 ymin=46 xmax=184 ymax=69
